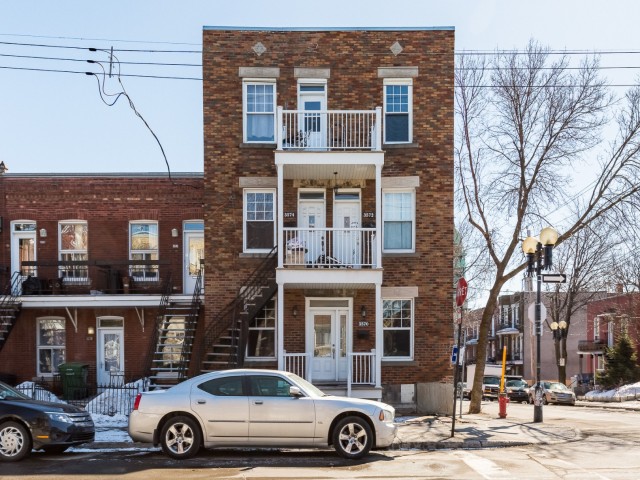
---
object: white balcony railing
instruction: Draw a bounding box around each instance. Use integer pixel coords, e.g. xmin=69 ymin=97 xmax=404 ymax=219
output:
xmin=284 ymin=227 xmax=377 ymax=268
xmin=283 ymin=351 xmax=309 ymax=379
xmin=277 ymin=107 xmax=382 ymax=151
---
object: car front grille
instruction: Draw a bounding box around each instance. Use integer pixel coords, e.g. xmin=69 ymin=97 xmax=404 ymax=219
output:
xmin=69 ymin=431 xmax=95 ymax=443
xmin=67 ymin=411 xmax=94 ymax=427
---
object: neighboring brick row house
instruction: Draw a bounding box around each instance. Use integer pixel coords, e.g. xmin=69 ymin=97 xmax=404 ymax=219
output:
xmin=0 ymin=26 xmax=455 ymax=410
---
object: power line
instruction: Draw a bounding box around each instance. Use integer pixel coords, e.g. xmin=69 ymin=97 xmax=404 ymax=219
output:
xmin=0 ymin=64 xmax=201 ymax=80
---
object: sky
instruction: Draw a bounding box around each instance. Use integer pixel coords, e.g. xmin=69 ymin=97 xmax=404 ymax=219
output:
xmin=3 ymin=0 xmax=640 ymax=174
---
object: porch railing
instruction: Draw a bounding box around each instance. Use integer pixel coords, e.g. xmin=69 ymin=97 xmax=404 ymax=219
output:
xmin=283 ymin=351 xmax=308 ymax=379
xmin=348 ymin=350 xmax=376 ymax=397
xmin=277 ymin=107 xmax=382 ymax=151
xmin=283 ymin=227 xmax=377 ymax=268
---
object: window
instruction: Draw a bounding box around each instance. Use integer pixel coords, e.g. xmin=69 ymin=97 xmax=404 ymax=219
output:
xmin=59 ymin=221 xmax=88 ymax=281
xmin=197 ymin=376 xmax=245 ymax=396
xmin=382 ymin=190 xmax=415 ymax=252
xmin=593 ymin=316 xmax=600 ymax=341
xmin=383 ymin=79 xmax=412 ymax=143
xmin=37 ymin=317 xmax=65 ymax=376
xmin=596 ymin=354 xmax=605 ymax=371
xmin=248 ymin=375 xmax=293 ymax=397
xmin=247 ymin=298 xmax=275 ymax=358
xmin=607 ymin=321 xmax=614 ymax=347
xmin=382 ymin=299 xmax=413 ymax=359
xmin=244 ymin=190 xmax=275 ymax=252
xmin=129 ymin=222 xmax=159 ymax=281
xmin=244 ymin=81 xmax=276 ymax=143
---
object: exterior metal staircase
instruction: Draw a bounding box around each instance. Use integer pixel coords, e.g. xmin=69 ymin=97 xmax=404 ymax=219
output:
xmin=146 ymin=272 xmax=203 ymax=389
xmin=0 ymin=272 xmax=23 ymax=354
xmin=197 ymin=247 xmax=277 ymax=373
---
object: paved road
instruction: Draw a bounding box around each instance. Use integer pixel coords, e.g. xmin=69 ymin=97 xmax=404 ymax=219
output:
xmin=3 ymin=402 xmax=640 ymax=479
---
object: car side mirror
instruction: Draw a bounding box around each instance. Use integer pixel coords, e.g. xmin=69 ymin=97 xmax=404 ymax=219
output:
xmin=289 ymin=386 xmax=302 ymax=397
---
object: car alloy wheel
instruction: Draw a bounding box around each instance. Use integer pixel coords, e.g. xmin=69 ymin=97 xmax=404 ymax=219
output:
xmin=160 ymin=416 xmax=201 ymax=460
xmin=332 ymin=416 xmax=373 ymax=460
xmin=0 ymin=421 xmax=32 ymax=462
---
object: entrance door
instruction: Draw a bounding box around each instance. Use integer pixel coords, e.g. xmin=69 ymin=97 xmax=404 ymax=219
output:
xmin=11 ymin=222 xmax=37 ymax=293
xmin=298 ymin=83 xmax=326 ymax=149
xmin=333 ymin=192 xmax=361 ymax=267
xmin=184 ymin=230 xmax=204 ymax=294
xmin=97 ymin=328 xmax=124 ymax=385
xmin=308 ymin=305 xmax=350 ymax=382
xmin=298 ymin=191 xmax=325 ymax=265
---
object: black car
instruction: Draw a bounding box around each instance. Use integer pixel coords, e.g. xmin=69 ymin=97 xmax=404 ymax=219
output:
xmin=505 ymin=379 xmax=530 ymax=403
xmin=0 ymin=381 xmax=95 ymax=461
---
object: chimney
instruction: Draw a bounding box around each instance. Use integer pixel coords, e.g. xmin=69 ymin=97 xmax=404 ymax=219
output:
xmin=616 ymin=283 xmax=624 ymax=294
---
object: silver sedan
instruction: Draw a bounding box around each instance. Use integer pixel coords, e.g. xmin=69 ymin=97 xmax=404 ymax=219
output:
xmin=128 ymin=369 xmax=397 ymax=460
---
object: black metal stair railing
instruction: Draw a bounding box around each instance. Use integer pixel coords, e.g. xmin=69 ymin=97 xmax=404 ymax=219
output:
xmin=194 ymin=247 xmax=277 ymax=372
xmin=0 ymin=272 xmax=24 ymax=353
xmin=174 ymin=268 xmax=203 ymax=381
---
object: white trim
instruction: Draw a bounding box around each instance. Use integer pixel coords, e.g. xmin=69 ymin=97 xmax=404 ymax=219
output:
xmin=383 ymin=78 xmax=413 ymax=144
xmin=378 ymin=67 xmax=419 ymax=78
xmin=243 ymin=79 xmax=277 ymax=144
xmin=36 ymin=316 xmax=66 ymax=377
xmin=381 ymin=298 xmax=414 ymax=361
xmin=382 ymin=188 xmax=416 ymax=253
xmin=243 ymin=188 xmax=276 ymax=253
xmin=238 ymin=67 xmax=280 ymax=78
xmin=381 ymin=176 xmax=420 ymax=188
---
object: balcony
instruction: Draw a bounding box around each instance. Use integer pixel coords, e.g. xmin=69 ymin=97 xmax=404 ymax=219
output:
xmin=18 ymin=260 xmax=170 ymax=295
xmin=277 ymin=107 xmax=382 ymax=152
xmin=578 ymin=339 xmax=607 ymax=353
xmin=283 ymin=227 xmax=377 ymax=269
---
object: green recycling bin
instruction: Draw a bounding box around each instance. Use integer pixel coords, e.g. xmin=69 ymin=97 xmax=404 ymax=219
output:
xmin=58 ymin=362 xmax=89 ymax=400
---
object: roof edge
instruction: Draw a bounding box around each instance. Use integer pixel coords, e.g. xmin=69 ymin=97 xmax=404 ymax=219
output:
xmin=203 ymin=26 xmax=455 ymax=32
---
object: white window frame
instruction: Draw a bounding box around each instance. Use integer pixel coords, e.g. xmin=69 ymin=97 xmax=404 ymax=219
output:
xmin=383 ymin=78 xmax=413 ymax=144
xmin=243 ymin=189 xmax=276 ymax=253
xmin=129 ymin=221 xmax=159 ymax=281
xmin=382 ymin=189 xmax=416 ymax=253
xmin=246 ymin=297 xmax=276 ymax=360
xmin=36 ymin=317 xmax=66 ymax=377
xmin=607 ymin=321 xmax=614 ymax=347
xmin=593 ymin=316 xmax=601 ymax=341
xmin=58 ymin=220 xmax=89 ymax=282
xmin=243 ymin=79 xmax=276 ymax=143
xmin=382 ymin=298 xmax=414 ymax=360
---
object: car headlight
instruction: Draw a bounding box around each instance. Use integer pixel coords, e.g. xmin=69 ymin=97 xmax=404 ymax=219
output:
xmin=46 ymin=412 xmax=74 ymax=424
xmin=378 ymin=409 xmax=393 ymax=422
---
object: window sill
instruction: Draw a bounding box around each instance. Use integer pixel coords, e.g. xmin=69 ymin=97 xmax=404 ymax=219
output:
xmin=383 ymin=142 xmax=419 ymax=149
xmin=239 ymin=252 xmax=270 ymax=259
xmin=239 ymin=142 xmax=277 ymax=149
xmin=382 ymin=359 xmax=417 ymax=366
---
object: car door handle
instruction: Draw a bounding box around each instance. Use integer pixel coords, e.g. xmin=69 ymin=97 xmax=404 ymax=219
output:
xmin=196 ymin=399 xmax=206 ymax=404
xmin=253 ymin=401 xmax=263 ymax=405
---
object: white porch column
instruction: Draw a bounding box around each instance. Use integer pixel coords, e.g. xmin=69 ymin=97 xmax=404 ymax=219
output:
xmin=277 ymin=162 xmax=284 ymax=268
xmin=375 ymin=163 xmax=382 ymax=268
xmin=277 ymin=282 xmax=284 ymax=370
xmin=375 ymin=282 xmax=382 ymax=388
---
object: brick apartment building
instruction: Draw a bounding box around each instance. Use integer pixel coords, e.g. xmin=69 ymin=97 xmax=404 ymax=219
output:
xmin=201 ymin=26 xmax=454 ymax=407
xmin=0 ymin=173 xmax=204 ymax=388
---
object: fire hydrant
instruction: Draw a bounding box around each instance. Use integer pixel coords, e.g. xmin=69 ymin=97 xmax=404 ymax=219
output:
xmin=498 ymin=392 xmax=509 ymax=419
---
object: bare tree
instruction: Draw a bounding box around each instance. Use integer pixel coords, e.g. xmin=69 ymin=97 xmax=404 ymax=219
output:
xmin=456 ymin=40 xmax=640 ymax=413
xmin=546 ymin=224 xmax=611 ymax=384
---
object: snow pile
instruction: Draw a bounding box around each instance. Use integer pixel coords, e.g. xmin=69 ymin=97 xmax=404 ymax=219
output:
xmin=85 ymin=378 xmax=147 ymax=416
xmin=15 ymin=381 xmax=64 ymax=403
xmin=585 ymin=381 xmax=640 ymax=402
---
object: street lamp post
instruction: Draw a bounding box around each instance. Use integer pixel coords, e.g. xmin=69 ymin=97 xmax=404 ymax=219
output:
xmin=522 ymin=226 xmax=559 ymax=423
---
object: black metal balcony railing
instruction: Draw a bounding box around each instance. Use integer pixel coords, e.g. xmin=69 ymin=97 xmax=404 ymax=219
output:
xmin=19 ymin=260 xmax=170 ymax=295
xmin=578 ymin=339 xmax=607 ymax=352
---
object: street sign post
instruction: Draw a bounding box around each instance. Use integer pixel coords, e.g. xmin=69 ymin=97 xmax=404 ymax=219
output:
xmin=542 ymin=273 xmax=567 ymax=283
xmin=451 ymin=345 xmax=458 ymax=364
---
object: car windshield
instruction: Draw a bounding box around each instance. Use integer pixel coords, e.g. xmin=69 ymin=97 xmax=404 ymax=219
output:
xmin=0 ymin=382 xmax=29 ymax=400
xmin=550 ymin=382 xmax=568 ymax=391
xmin=506 ymin=379 xmax=527 ymax=388
xmin=284 ymin=372 xmax=327 ymax=397
xmin=484 ymin=377 xmax=500 ymax=385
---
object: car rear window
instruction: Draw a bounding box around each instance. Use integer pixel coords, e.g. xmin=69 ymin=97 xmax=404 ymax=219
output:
xmin=197 ymin=376 xmax=245 ymax=396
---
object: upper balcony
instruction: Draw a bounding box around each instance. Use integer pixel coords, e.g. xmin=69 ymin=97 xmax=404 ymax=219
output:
xmin=577 ymin=339 xmax=607 ymax=354
xmin=276 ymin=107 xmax=382 ymax=152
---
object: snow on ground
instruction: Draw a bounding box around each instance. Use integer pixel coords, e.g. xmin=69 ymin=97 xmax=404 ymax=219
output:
xmin=584 ymin=381 xmax=640 ymax=402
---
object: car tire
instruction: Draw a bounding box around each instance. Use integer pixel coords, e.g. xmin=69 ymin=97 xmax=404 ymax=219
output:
xmin=41 ymin=445 xmax=69 ymax=454
xmin=0 ymin=421 xmax=32 ymax=462
xmin=332 ymin=416 xmax=373 ymax=460
xmin=160 ymin=416 xmax=201 ymax=460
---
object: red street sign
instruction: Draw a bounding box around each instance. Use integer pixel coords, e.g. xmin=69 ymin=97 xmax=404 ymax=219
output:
xmin=456 ymin=277 xmax=468 ymax=307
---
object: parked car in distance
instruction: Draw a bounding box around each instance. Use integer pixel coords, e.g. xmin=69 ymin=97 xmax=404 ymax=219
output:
xmin=0 ymin=381 xmax=95 ymax=462
xmin=128 ymin=369 xmax=398 ymax=460
xmin=483 ymin=375 xmax=524 ymax=400
xmin=505 ymin=379 xmax=530 ymax=403
xmin=528 ymin=381 xmax=576 ymax=406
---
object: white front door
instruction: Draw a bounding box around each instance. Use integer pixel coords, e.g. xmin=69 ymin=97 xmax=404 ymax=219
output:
xmin=298 ymin=191 xmax=325 ymax=265
xmin=11 ymin=222 xmax=37 ymax=293
xmin=308 ymin=305 xmax=350 ymax=382
xmin=184 ymin=231 xmax=204 ymax=294
xmin=97 ymin=329 xmax=124 ymax=385
xmin=298 ymin=83 xmax=326 ymax=149
xmin=333 ymin=191 xmax=361 ymax=267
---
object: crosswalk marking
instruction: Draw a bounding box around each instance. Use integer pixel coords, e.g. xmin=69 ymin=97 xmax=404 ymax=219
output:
xmin=454 ymin=451 xmax=512 ymax=479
